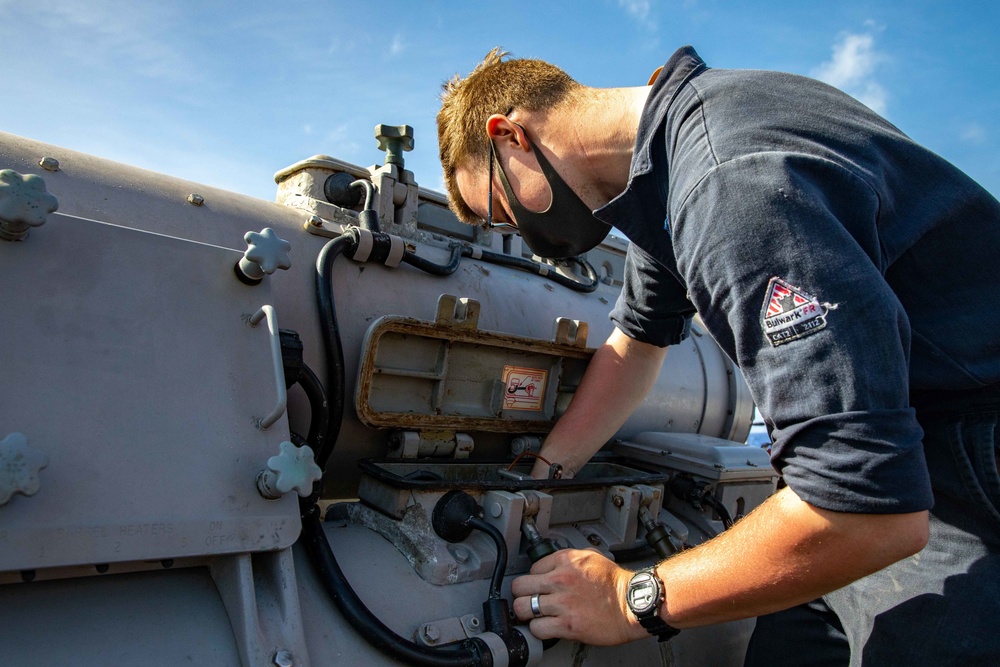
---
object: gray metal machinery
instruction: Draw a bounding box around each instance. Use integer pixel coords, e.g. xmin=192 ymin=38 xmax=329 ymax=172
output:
xmin=0 ymin=123 xmax=775 ymax=666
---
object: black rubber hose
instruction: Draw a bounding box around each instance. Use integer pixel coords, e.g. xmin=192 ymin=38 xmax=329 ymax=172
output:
xmin=315 ymin=231 xmax=358 ymax=468
xmin=476 ymin=248 xmax=600 ymax=293
xmin=296 ymin=363 xmax=330 ymax=468
xmin=399 ymin=241 xmax=599 ymax=292
xmin=301 ymin=506 xmax=492 ymax=667
xmin=467 ymin=517 xmax=507 ymax=601
xmin=402 ymin=242 xmax=464 ymax=276
xmin=703 ymin=494 xmax=735 ymax=530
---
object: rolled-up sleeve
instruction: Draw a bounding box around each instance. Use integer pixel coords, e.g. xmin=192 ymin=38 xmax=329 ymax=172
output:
xmin=611 ymin=243 xmax=696 ymax=347
xmin=672 ymin=152 xmax=933 ymax=514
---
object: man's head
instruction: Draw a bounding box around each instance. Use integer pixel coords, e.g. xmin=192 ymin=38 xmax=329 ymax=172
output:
xmin=436 ymin=48 xmax=582 ymax=225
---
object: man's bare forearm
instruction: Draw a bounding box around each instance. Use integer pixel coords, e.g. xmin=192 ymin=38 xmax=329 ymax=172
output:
xmin=655 ymin=486 xmax=929 ymax=628
xmin=511 ymin=486 xmax=929 ymax=644
xmin=532 ymin=328 xmax=668 ymax=478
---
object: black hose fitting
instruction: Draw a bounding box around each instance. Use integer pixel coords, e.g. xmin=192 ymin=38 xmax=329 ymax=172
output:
xmin=670 ymin=475 xmax=735 ymax=529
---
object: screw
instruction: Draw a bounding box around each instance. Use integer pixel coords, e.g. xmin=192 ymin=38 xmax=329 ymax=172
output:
xmin=39 ymin=157 xmax=59 ymax=171
xmin=187 ymin=193 xmax=204 ymax=206
xmin=587 ymin=534 xmax=602 ymax=547
xmin=95 ymin=564 xmax=109 ymax=574
xmin=612 ymin=495 xmax=624 ymax=509
xmin=421 ymin=624 xmax=441 ymax=644
xmin=272 ymin=649 xmax=294 ymax=667
xmin=308 ymin=214 xmax=323 ymax=227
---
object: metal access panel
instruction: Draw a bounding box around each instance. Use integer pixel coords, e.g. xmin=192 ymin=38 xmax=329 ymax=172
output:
xmin=355 ymin=295 xmax=595 ymax=433
xmin=0 ymin=213 xmax=299 ymax=572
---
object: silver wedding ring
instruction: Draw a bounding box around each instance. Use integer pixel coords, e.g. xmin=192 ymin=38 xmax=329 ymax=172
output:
xmin=530 ymin=593 xmax=544 ymax=618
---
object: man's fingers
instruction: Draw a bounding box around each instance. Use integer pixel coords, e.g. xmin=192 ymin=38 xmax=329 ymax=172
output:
xmin=528 ymin=550 xmax=563 ymax=574
xmin=510 ymin=572 xmax=555 ymax=598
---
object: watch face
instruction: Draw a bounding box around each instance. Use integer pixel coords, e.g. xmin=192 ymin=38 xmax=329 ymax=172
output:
xmin=628 ymin=572 xmax=660 ymax=615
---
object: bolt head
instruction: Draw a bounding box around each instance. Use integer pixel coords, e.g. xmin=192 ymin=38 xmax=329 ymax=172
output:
xmin=308 ymin=214 xmax=323 ymax=227
xmin=187 ymin=193 xmax=204 ymax=206
xmin=39 ymin=157 xmax=59 ymax=172
xmin=272 ymin=649 xmax=294 ymax=667
xmin=421 ymin=624 xmax=440 ymax=643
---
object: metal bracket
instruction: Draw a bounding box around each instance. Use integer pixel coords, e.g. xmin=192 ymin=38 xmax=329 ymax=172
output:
xmin=435 ymin=294 xmax=481 ymax=330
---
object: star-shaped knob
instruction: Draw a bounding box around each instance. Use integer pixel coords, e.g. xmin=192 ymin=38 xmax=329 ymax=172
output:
xmin=0 ymin=433 xmax=49 ymax=505
xmin=0 ymin=169 xmax=59 ymax=241
xmin=236 ymin=228 xmax=292 ymax=285
xmin=256 ymin=441 xmax=322 ymax=499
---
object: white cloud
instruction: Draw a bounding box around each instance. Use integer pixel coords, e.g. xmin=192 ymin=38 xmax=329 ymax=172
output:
xmin=618 ymin=0 xmax=650 ymax=21
xmin=811 ymin=31 xmax=888 ymax=115
xmin=389 ymin=33 xmax=406 ymax=57
xmin=960 ymin=122 xmax=986 ymax=145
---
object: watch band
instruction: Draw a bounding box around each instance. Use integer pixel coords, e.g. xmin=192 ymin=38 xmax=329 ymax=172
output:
xmin=638 ymin=614 xmax=681 ymax=642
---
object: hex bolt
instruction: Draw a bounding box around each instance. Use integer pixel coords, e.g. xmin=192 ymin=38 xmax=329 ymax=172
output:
xmin=612 ymin=495 xmax=625 ymax=509
xmin=272 ymin=649 xmax=294 ymax=667
xmin=187 ymin=193 xmax=204 ymax=206
xmin=39 ymin=157 xmax=59 ymax=171
xmin=587 ymin=534 xmax=602 ymax=547
xmin=308 ymin=214 xmax=323 ymax=227
xmin=453 ymin=546 xmax=470 ymax=563
xmin=421 ymin=624 xmax=440 ymax=644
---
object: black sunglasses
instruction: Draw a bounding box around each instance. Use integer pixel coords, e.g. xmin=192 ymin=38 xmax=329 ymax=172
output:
xmin=484 ymin=126 xmax=518 ymax=232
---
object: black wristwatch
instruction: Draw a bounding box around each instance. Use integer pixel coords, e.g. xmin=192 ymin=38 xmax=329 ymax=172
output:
xmin=626 ymin=568 xmax=681 ymax=642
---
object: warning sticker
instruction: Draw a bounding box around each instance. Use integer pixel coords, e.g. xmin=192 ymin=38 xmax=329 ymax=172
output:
xmin=761 ymin=277 xmax=832 ymax=347
xmin=501 ymin=365 xmax=547 ymax=411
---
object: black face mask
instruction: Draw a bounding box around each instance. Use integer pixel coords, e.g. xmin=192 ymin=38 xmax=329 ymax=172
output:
xmin=490 ymin=125 xmax=610 ymax=259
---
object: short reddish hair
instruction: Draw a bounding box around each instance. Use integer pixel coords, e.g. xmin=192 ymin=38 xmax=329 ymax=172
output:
xmin=437 ymin=48 xmax=581 ymax=223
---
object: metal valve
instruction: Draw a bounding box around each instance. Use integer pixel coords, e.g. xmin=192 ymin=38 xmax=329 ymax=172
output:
xmin=374 ymin=124 xmax=414 ymax=168
xmin=256 ymin=441 xmax=322 ymax=499
xmin=236 ymin=228 xmax=291 ymax=285
xmin=0 ymin=433 xmax=49 ymax=505
xmin=0 ymin=169 xmax=59 ymax=241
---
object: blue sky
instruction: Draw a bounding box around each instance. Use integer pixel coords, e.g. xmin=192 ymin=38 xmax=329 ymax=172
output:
xmin=2 ymin=1 xmax=998 ymax=202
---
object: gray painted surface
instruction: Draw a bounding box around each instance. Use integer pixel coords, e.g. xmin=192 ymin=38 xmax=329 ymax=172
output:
xmin=0 ymin=129 xmax=766 ymax=666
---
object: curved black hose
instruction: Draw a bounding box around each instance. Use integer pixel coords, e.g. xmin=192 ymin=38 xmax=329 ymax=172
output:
xmin=402 ymin=242 xmax=464 ymax=276
xmin=467 ymin=517 xmax=507 ymax=601
xmin=315 ymin=231 xmax=358 ymax=467
xmin=476 ymin=248 xmax=599 ymax=293
xmin=301 ymin=506 xmax=491 ymax=667
xmin=703 ymin=494 xmax=735 ymax=530
xmin=296 ymin=363 xmax=330 ymax=469
xmin=399 ymin=239 xmax=599 ymax=292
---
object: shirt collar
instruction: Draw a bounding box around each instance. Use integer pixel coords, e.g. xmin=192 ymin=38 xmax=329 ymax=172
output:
xmin=595 ymin=46 xmax=707 ymax=233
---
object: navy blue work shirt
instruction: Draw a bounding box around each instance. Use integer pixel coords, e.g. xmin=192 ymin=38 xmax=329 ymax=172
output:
xmin=597 ymin=46 xmax=1000 ymax=514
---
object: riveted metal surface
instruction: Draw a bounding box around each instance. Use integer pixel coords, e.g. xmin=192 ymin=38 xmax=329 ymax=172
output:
xmin=0 ymin=213 xmax=299 ymax=571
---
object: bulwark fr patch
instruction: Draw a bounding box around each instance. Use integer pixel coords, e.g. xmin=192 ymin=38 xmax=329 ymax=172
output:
xmin=761 ymin=277 xmax=833 ymax=346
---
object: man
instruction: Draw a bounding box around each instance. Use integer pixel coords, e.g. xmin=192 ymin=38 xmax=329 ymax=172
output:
xmin=436 ymin=46 xmax=1000 ymax=665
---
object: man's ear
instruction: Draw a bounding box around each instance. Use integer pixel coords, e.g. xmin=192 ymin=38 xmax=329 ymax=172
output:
xmin=486 ymin=115 xmax=530 ymax=153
